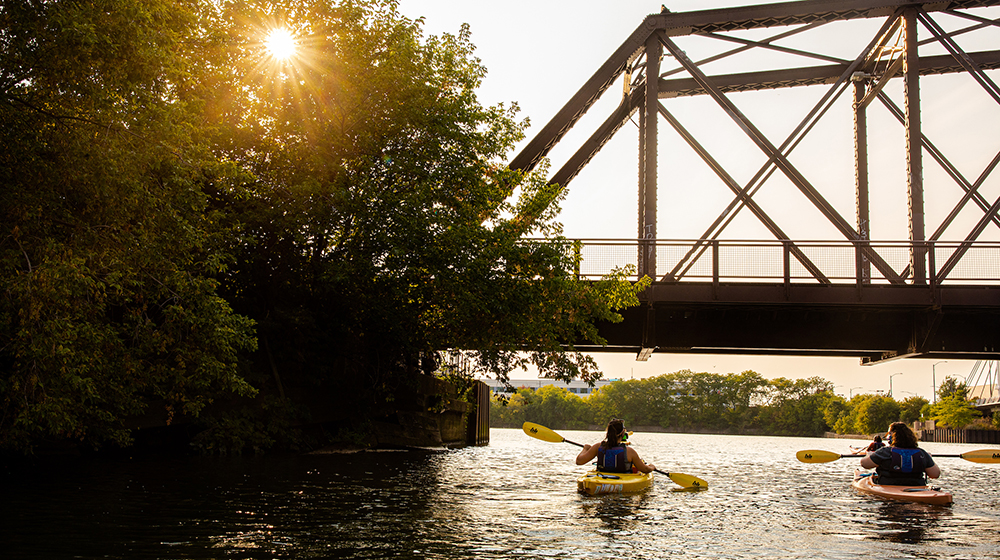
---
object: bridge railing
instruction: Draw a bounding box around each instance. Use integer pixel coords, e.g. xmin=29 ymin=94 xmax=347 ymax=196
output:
xmin=559 ymin=239 xmax=1000 ymax=285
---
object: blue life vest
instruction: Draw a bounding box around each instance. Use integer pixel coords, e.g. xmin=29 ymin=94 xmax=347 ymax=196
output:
xmin=890 ymin=448 xmax=923 ymax=473
xmin=597 ymin=444 xmax=632 ymax=473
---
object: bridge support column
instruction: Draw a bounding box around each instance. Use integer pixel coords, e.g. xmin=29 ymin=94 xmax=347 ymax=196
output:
xmin=638 ymin=35 xmax=662 ymax=281
xmin=904 ymin=8 xmax=927 ymax=284
xmin=854 ymin=80 xmax=871 ymax=286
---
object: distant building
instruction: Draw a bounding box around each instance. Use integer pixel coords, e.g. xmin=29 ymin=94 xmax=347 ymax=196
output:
xmin=481 ymin=377 xmax=618 ymax=397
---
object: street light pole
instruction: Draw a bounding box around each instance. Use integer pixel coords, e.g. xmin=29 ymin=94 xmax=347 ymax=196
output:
xmin=850 ymin=386 xmax=864 ymax=398
xmin=932 ymin=361 xmax=947 ymax=404
xmin=889 ymin=372 xmax=902 ymax=398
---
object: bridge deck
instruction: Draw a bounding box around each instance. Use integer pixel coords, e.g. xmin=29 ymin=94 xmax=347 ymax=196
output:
xmin=563 ymin=239 xmax=1000 ymax=364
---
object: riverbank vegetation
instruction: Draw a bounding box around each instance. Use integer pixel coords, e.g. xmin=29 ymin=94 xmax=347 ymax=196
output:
xmin=1 ymin=0 xmax=645 ymax=455
xmin=492 ymin=371 xmax=994 ymax=437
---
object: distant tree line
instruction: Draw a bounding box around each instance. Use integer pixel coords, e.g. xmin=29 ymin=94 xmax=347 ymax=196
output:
xmin=491 ymin=371 xmax=994 ymax=437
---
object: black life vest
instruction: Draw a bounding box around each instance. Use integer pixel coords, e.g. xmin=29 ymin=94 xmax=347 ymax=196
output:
xmin=877 ymin=448 xmax=929 ymax=485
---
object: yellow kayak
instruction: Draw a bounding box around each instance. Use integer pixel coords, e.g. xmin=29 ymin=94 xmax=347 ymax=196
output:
xmin=577 ymin=470 xmax=653 ymax=495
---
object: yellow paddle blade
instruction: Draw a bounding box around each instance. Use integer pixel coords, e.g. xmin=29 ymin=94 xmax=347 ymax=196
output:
xmin=796 ymin=450 xmax=842 ymax=463
xmin=960 ymin=449 xmax=1000 ymax=463
xmin=522 ymin=422 xmax=565 ymax=444
xmin=668 ymin=472 xmax=708 ymax=489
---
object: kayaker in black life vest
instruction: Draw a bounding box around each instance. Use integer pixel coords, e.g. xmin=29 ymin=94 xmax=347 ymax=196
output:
xmin=575 ymin=418 xmax=655 ymax=474
xmin=859 ymin=422 xmax=941 ymax=485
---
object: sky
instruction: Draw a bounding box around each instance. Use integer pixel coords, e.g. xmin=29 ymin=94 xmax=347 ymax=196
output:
xmin=396 ymin=0 xmax=1000 ymax=401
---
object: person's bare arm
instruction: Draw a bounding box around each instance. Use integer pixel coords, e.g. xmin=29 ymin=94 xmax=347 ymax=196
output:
xmin=627 ymin=447 xmax=655 ymax=473
xmin=576 ymin=443 xmax=599 ymax=465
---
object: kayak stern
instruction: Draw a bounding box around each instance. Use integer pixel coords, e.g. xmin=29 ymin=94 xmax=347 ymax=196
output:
xmin=577 ymin=470 xmax=653 ymax=495
xmin=852 ymin=470 xmax=952 ymax=506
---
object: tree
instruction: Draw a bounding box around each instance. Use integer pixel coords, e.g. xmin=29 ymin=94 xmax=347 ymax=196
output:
xmin=585 ymin=380 xmax=644 ymax=427
xmin=754 ymin=377 xmax=833 ymax=436
xmin=823 ymin=395 xmax=850 ymax=430
xmin=201 ymin=0 xmax=647 ymax=423
xmin=723 ymin=370 xmax=769 ymax=430
xmin=899 ymin=396 xmax=929 ymax=424
xmin=930 ymin=395 xmax=981 ymax=429
xmin=490 ymin=390 xmax=533 ymax=428
xmin=527 ymin=385 xmax=589 ymax=429
xmin=1 ymin=0 xmax=257 ymax=453
xmin=3 ymin=0 xmax=649 ymax=453
xmin=937 ymin=377 xmax=968 ymax=401
xmin=827 ymin=394 xmax=901 ymax=435
xmin=853 ymin=395 xmax=900 ymax=435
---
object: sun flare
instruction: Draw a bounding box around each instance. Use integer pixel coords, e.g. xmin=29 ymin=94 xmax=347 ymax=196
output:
xmin=264 ymin=27 xmax=297 ymax=61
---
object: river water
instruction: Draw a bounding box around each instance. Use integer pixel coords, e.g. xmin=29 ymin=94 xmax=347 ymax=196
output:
xmin=3 ymin=428 xmax=999 ymax=559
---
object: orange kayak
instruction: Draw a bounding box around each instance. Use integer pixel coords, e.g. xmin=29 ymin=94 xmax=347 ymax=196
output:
xmin=852 ymin=470 xmax=952 ymax=505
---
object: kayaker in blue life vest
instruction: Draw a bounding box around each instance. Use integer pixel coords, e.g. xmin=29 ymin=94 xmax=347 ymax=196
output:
xmin=575 ymin=418 xmax=656 ymax=474
xmin=860 ymin=422 xmax=941 ymax=485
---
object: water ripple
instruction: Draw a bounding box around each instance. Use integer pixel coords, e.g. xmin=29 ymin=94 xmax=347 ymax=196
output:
xmin=2 ymin=429 xmax=1000 ymax=559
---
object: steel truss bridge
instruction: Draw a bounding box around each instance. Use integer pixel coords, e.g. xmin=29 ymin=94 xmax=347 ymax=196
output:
xmin=509 ymin=0 xmax=1000 ymax=365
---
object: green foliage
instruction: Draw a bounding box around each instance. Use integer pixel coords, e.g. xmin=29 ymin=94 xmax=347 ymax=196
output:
xmin=754 ymin=377 xmax=835 ymax=436
xmin=525 ymin=385 xmax=589 ymax=429
xmin=930 ymin=395 xmax=981 ymax=429
xmin=1 ymin=0 xmax=257 ymax=453
xmin=937 ymin=377 xmax=968 ymax=401
xmin=920 ymin=403 xmax=934 ymax=421
xmin=853 ymin=395 xmax=900 ymax=435
xmin=830 ymin=394 xmax=901 ymax=435
xmin=899 ymin=396 xmax=929 ymax=424
xmin=823 ymin=395 xmax=850 ymax=428
xmin=490 ymin=390 xmax=533 ymax=428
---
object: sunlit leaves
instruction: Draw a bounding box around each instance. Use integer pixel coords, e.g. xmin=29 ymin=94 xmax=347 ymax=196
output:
xmin=209 ymin=0 xmax=642 ymax=407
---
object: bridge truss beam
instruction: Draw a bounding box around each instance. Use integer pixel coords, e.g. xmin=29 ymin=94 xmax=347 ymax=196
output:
xmin=510 ymin=0 xmax=1000 ymax=363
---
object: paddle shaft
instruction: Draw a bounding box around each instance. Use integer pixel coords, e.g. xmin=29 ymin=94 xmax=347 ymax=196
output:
xmin=798 ymin=448 xmax=1000 ymax=464
xmin=844 ymin=453 xmax=983 ymax=459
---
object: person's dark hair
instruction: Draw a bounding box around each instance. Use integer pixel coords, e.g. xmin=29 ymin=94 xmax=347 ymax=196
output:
xmin=603 ymin=418 xmax=625 ymax=447
xmin=873 ymin=435 xmax=882 ymax=443
xmin=887 ymin=421 xmax=918 ymax=448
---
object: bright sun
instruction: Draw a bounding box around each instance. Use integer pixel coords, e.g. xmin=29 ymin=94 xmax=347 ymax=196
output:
xmin=265 ymin=27 xmax=296 ymax=60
